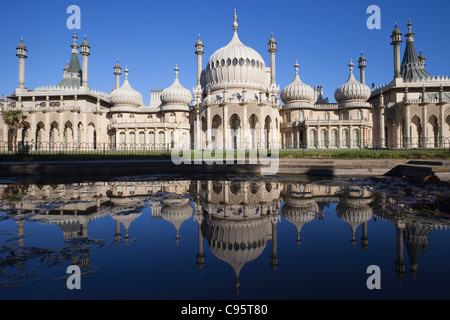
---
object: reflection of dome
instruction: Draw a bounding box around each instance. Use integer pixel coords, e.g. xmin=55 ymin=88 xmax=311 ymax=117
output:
xmin=334 ymin=61 xmax=370 ymax=105
xmin=111 ymin=210 xmax=143 ymax=240
xmin=161 ymin=198 xmax=194 ymax=241
xmin=57 ymin=220 xmax=82 ymax=239
xmin=205 ymin=218 xmax=268 ymax=279
xmin=110 ymin=67 xmax=144 ymax=107
xmin=280 ymin=61 xmax=315 ymax=106
xmin=160 ymin=65 xmax=192 ymax=108
xmin=282 ymin=198 xmax=318 ymax=245
xmin=336 ymin=198 xmax=372 ymax=245
xmin=204 ymin=12 xmax=268 ymax=94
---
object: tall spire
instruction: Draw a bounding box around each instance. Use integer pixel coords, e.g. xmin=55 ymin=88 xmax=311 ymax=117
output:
xmin=400 ymin=19 xmax=431 ymax=81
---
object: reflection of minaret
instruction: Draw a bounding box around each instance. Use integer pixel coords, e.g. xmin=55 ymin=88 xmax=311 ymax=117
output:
xmin=114 ymin=219 xmax=122 ymax=244
xmin=395 ymin=220 xmax=406 ymax=285
xmin=360 ymin=221 xmax=369 ymax=253
xmin=270 ymin=219 xmax=279 ymax=275
xmin=404 ymin=222 xmax=433 ymax=286
xmin=194 ymin=202 xmax=205 ymax=274
xmin=16 ymin=219 xmax=25 ymax=247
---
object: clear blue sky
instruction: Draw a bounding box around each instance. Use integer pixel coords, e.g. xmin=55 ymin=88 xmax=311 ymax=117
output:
xmin=1 ymin=0 xmax=449 ymax=104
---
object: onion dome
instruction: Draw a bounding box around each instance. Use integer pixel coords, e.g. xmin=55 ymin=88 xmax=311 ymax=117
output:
xmin=110 ymin=66 xmax=144 ymax=107
xmin=334 ymin=60 xmax=371 ymax=106
xmin=160 ymin=65 xmax=193 ymax=108
xmin=280 ymin=60 xmax=315 ymax=106
xmin=204 ymin=10 xmax=268 ymax=94
xmin=81 ymin=35 xmax=89 ymax=47
xmin=391 ymin=23 xmax=402 ymax=37
xmin=17 ymin=37 xmax=26 ymax=50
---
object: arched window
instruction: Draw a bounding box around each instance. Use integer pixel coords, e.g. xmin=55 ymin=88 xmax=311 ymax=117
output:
xmin=331 ymin=129 xmax=338 ymax=147
xmin=320 ymin=129 xmax=328 ymax=148
xmin=356 ymin=109 xmax=363 ymax=120
xmin=353 ymin=129 xmax=360 ymax=147
xmin=310 ymin=129 xmax=317 ymax=148
xmin=342 ymin=129 xmax=349 ymax=147
xmin=149 ymin=132 xmax=155 ymax=147
xmin=129 ymin=132 xmax=136 ymax=145
xmin=119 ymin=132 xmax=126 ymax=145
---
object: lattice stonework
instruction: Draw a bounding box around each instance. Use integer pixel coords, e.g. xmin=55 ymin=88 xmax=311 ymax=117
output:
xmin=445 ymin=104 xmax=450 ymax=118
xmin=410 ymin=104 xmax=422 ymax=119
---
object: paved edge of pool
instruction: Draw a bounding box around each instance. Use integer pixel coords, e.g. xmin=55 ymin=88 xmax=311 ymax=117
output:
xmin=1 ymin=159 xmax=450 ymax=182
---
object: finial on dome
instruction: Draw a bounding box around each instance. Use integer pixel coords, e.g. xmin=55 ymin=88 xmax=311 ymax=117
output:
xmin=174 ymin=63 xmax=179 ymax=78
xmin=124 ymin=66 xmax=129 ymax=80
xmin=294 ymin=60 xmax=299 ymax=75
xmin=406 ymin=18 xmax=415 ymax=40
xmin=71 ymin=32 xmax=79 ymax=53
xmin=349 ymin=59 xmax=354 ymax=72
xmin=233 ymin=8 xmax=238 ymax=32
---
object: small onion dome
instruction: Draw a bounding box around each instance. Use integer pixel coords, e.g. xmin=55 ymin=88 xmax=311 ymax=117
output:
xmin=418 ymin=50 xmax=425 ymax=62
xmin=334 ymin=60 xmax=371 ymax=105
xmin=160 ymin=65 xmax=193 ymax=106
xmin=110 ymin=66 xmax=144 ymax=107
xmin=280 ymin=60 xmax=315 ymax=105
xmin=196 ymin=34 xmax=203 ymax=47
xmin=392 ymin=23 xmax=402 ymax=36
xmin=17 ymin=38 xmax=26 ymax=49
xmin=81 ymin=35 xmax=89 ymax=47
xmin=115 ymin=59 xmax=121 ymax=69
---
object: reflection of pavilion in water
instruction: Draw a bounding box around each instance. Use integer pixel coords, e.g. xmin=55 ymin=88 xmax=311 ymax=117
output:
xmin=195 ymin=181 xmax=375 ymax=297
xmin=0 ymin=180 xmax=193 ymax=265
xmin=1 ymin=179 xmax=450 ymax=291
xmin=375 ymin=195 xmax=450 ymax=286
xmin=195 ymin=180 xmax=282 ymax=297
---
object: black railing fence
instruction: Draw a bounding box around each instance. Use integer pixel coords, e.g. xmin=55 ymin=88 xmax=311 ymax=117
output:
xmin=1 ymin=138 xmax=449 ymax=156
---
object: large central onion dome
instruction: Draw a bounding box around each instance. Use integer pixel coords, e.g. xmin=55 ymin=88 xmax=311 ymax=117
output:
xmin=160 ymin=65 xmax=193 ymax=108
xmin=204 ymin=11 xmax=268 ymax=94
xmin=110 ymin=67 xmax=144 ymax=107
xmin=280 ymin=60 xmax=315 ymax=106
xmin=334 ymin=60 xmax=371 ymax=106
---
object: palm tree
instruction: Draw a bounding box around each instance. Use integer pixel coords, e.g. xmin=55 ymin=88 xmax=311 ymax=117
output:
xmin=3 ymin=109 xmax=25 ymax=152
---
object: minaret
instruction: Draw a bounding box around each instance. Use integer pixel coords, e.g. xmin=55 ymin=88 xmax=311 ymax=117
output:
xmin=80 ymin=35 xmax=90 ymax=87
xmin=194 ymin=35 xmax=204 ymax=90
xmin=16 ymin=38 xmax=28 ymax=91
xmin=114 ymin=59 xmax=121 ymax=90
xmin=418 ymin=50 xmax=426 ymax=65
xmin=358 ymin=51 xmax=367 ymax=85
xmin=390 ymin=23 xmax=402 ymax=79
xmin=268 ymin=32 xmax=277 ymax=87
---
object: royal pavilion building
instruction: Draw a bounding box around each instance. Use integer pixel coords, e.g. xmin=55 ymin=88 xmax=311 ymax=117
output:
xmin=1 ymin=12 xmax=449 ymax=152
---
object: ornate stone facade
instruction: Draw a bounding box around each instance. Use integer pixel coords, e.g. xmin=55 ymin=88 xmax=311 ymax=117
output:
xmin=1 ymin=15 xmax=449 ymax=151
